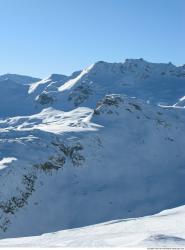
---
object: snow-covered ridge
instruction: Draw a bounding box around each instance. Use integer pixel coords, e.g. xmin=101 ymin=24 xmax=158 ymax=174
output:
xmin=58 ymin=63 xmax=94 ymax=92
xmin=30 ymin=58 xmax=185 ymax=112
xmin=28 ymin=74 xmax=68 ymax=94
xmin=0 ymin=73 xmax=40 ymax=85
xmin=1 ymin=59 xmax=185 ymax=117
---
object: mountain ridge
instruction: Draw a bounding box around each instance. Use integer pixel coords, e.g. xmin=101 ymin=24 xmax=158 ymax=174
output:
xmin=0 ymin=73 xmax=40 ymax=85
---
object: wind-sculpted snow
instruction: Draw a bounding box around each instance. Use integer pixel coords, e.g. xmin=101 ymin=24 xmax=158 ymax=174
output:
xmin=0 ymin=107 xmax=99 ymax=134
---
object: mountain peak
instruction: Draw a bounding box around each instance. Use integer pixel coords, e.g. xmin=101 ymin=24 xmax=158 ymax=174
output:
xmin=86 ymin=59 xmax=177 ymax=77
xmin=47 ymin=73 xmax=68 ymax=82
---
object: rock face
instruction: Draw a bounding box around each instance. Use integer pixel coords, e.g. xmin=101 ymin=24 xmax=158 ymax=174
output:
xmin=0 ymin=59 xmax=185 ymax=239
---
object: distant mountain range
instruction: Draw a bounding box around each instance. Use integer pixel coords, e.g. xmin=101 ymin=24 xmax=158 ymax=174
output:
xmin=1 ymin=59 xmax=185 ymax=117
xmin=0 ymin=73 xmax=40 ymax=85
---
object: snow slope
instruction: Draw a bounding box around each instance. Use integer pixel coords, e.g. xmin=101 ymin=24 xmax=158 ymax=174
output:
xmin=0 ymin=73 xmax=40 ymax=117
xmin=0 ymin=79 xmax=36 ymax=117
xmin=0 ymin=205 xmax=184 ymax=247
xmin=0 ymin=94 xmax=185 ymax=239
xmin=0 ymin=59 xmax=185 ymax=245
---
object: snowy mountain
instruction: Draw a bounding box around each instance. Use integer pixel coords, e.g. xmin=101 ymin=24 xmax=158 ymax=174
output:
xmin=1 ymin=59 xmax=185 ymax=117
xmin=0 ymin=59 xmax=185 ymax=246
xmin=0 ymin=79 xmax=35 ymax=117
xmin=0 ymin=73 xmax=40 ymax=85
xmin=31 ymin=59 xmax=185 ymax=110
xmin=0 ymin=205 xmax=185 ymax=247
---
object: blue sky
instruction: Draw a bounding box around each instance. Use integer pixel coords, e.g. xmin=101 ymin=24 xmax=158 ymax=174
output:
xmin=0 ymin=0 xmax=184 ymax=78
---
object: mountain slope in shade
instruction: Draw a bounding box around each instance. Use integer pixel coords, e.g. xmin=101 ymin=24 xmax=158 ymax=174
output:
xmin=0 ymin=205 xmax=184 ymax=247
xmin=0 ymin=74 xmax=40 ymax=117
xmin=0 ymin=79 xmax=35 ymax=117
xmin=0 ymin=94 xmax=185 ymax=238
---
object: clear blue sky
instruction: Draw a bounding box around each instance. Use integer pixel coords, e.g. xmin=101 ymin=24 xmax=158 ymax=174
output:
xmin=0 ymin=0 xmax=184 ymax=78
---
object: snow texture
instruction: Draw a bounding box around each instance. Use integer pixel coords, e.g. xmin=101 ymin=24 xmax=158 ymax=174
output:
xmin=0 ymin=205 xmax=185 ymax=247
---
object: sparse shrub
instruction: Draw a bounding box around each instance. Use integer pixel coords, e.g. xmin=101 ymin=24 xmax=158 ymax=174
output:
xmin=52 ymin=142 xmax=85 ymax=167
xmin=34 ymin=157 xmax=66 ymax=172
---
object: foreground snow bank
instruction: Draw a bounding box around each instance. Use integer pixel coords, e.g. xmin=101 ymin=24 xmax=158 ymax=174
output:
xmin=0 ymin=205 xmax=185 ymax=247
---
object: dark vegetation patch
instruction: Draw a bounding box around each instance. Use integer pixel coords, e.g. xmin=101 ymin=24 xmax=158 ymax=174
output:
xmin=38 ymin=93 xmax=54 ymax=105
xmin=0 ymin=173 xmax=37 ymax=232
xmin=68 ymin=84 xmax=93 ymax=106
xmin=52 ymin=141 xmax=85 ymax=167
